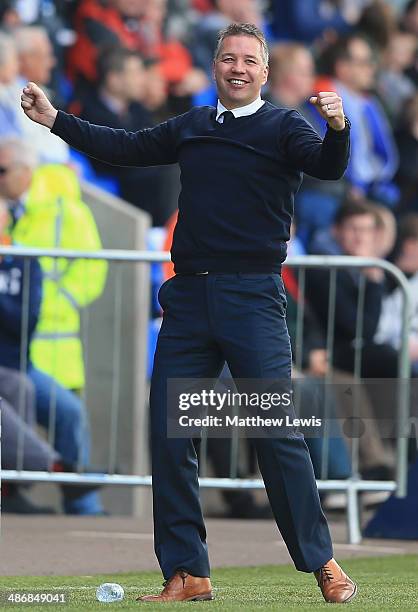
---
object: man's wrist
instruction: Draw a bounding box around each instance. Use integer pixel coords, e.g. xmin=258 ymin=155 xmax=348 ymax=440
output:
xmin=45 ymin=109 xmax=58 ymax=130
xmin=328 ymin=116 xmax=351 ymax=133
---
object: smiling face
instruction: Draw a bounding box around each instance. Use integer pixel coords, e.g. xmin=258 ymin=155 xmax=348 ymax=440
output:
xmin=213 ymin=35 xmax=268 ymax=109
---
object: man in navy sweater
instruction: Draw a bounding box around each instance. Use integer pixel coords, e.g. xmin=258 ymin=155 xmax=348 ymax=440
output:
xmin=21 ymin=23 xmax=355 ymax=604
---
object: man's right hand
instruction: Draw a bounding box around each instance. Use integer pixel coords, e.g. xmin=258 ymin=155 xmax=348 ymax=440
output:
xmin=21 ymin=82 xmax=58 ymax=129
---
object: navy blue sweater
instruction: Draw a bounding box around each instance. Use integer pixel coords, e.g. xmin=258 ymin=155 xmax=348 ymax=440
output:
xmin=0 ymin=254 xmax=43 ymax=370
xmin=52 ymin=102 xmax=350 ymax=273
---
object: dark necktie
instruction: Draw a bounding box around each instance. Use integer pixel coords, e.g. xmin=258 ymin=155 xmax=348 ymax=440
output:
xmin=220 ymin=110 xmax=235 ymax=125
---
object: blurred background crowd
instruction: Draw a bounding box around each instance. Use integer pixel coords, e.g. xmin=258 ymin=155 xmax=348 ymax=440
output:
xmin=0 ymin=0 xmax=417 ymax=530
xmin=0 ymin=0 xmax=417 ymax=224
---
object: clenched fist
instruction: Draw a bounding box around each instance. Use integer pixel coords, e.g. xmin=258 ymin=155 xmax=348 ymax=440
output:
xmin=309 ymin=91 xmax=346 ymax=131
xmin=21 ymin=82 xmax=58 ymax=129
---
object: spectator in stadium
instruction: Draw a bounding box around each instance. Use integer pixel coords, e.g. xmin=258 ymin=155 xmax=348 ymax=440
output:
xmin=0 ymin=361 xmax=67 ymax=514
xmin=356 ymin=0 xmax=398 ymax=51
xmin=77 ymin=45 xmax=178 ymax=225
xmin=0 ymin=194 xmax=57 ymax=513
xmin=267 ymin=42 xmax=348 ymax=246
xmin=15 ymin=26 xmax=55 ymax=86
xmin=288 ymin=216 xmax=396 ymax=482
xmin=0 ymin=137 xmax=108 ymax=395
xmin=138 ymin=0 xmax=208 ymax=112
xmin=21 ymin=22 xmax=357 ymax=603
xmin=0 ymin=186 xmax=103 ymax=515
xmin=0 ymin=32 xmax=22 ymax=135
xmin=306 ymin=200 xmax=414 ymax=456
xmin=268 ymin=0 xmax=362 ymax=44
xmin=395 ymin=93 xmax=418 ymax=212
xmin=0 ymin=26 xmax=69 ymax=163
xmin=376 ymin=29 xmax=417 ymax=124
xmin=15 ymin=26 xmax=70 ymax=161
xmin=306 ymin=201 xmax=400 ymax=379
xmin=320 ymin=33 xmax=400 ymax=208
xmin=375 ymin=213 xmax=418 ymax=374
xmin=267 ymin=43 xmax=316 ymax=113
xmin=55 ymin=0 xmax=167 ymax=112
xmin=1 ymin=393 xmax=59 ymax=514
xmin=67 ymin=0 xmax=147 ymax=86
xmin=77 ymin=46 xmax=152 ymax=130
xmin=68 ymin=0 xmax=207 ymax=114
xmin=10 ymin=0 xmax=75 ymax=86
xmin=0 ymin=366 xmax=59 ymax=476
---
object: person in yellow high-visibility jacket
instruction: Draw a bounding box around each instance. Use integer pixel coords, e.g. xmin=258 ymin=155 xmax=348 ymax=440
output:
xmin=11 ymin=163 xmax=107 ymax=391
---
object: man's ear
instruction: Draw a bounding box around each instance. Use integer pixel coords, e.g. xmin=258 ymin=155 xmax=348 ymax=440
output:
xmin=262 ymin=64 xmax=269 ymax=86
xmin=212 ymin=61 xmax=216 ymax=81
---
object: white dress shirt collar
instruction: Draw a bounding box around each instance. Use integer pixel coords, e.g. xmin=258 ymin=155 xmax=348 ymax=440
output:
xmin=216 ymin=96 xmax=265 ymax=122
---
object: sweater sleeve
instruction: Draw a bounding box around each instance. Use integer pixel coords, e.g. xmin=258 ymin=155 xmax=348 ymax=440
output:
xmin=281 ymin=110 xmax=350 ymax=180
xmin=51 ymin=110 xmax=180 ymax=167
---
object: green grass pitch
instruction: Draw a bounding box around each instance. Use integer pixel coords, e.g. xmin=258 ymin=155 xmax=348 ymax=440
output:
xmin=0 ymin=555 xmax=417 ymax=610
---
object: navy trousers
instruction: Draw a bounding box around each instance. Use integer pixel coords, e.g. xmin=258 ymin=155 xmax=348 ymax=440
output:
xmin=150 ymin=273 xmax=332 ymax=579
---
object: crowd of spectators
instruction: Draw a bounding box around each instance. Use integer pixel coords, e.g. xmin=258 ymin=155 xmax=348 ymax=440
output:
xmin=1 ymin=1 xmax=416 ymax=222
xmin=0 ymin=0 xmax=417 ymax=518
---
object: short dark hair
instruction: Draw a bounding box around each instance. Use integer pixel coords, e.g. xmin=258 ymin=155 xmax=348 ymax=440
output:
xmin=214 ymin=23 xmax=269 ymax=66
xmin=97 ymin=46 xmax=143 ymax=84
xmin=334 ymin=201 xmax=378 ymax=226
xmin=318 ymin=34 xmax=373 ymax=76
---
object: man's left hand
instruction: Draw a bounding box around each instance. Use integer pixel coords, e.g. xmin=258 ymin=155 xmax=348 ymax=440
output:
xmin=309 ymin=92 xmax=345 ymax=131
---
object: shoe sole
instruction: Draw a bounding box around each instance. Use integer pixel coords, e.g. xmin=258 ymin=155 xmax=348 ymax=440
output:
xmin=325 ymin=583 xmax=358 ymax=604
xmin=138 ymin=592 xmax=214 ymax=603
xmin=188 ymin=592 xmax=215 ymax=601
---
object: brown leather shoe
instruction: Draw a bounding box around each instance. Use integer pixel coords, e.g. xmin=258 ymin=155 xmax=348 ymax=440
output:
xmin=137 ymin=570 xmax=214 ymax=602
xmin=314 ymin=558 xmax=357 ymax=603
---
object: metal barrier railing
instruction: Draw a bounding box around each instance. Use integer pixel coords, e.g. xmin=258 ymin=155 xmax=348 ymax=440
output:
xmin=0 ymin=246 xmax=412 ymax=544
